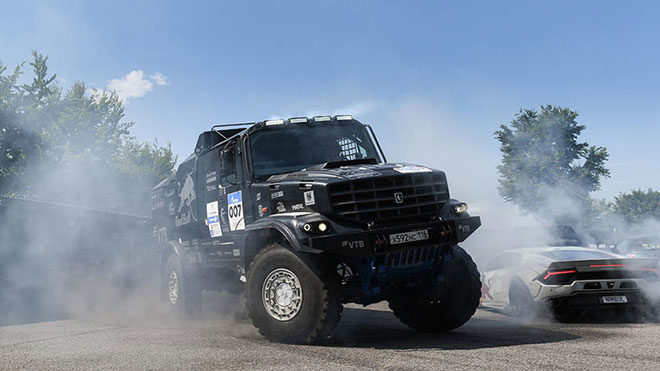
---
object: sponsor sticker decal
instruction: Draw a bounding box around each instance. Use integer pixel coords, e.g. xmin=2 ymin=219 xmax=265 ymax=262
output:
xmin=227 ymin=191 xmax=245 ymax=231
xmin=304 ymin=190 xmax=316 ymax=206
xmin=271 ymin=191 xmax=284 ymax=199
xmin=276 ymin=202 xmax=286 ymax=213
xmin=206 ymin=201 xmax=222 ymax=237
xmin=178 ymin=173 xmax=197 ymax=222
xmin=291 ymin=203 xmax=304 ymax=211
xmin=341 ymin=240 xmax=365 ymax=249
xmin=394 ymin=165 xmax=432 ymax=174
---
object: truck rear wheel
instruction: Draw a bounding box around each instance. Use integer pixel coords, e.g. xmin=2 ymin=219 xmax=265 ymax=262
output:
xmin=245 ymin=243 xmax=342 ymax=344
xmin=165 ymin=254 xmax=202 ymax=317
xmin=388 ymin=245 xmax=481 ymax=332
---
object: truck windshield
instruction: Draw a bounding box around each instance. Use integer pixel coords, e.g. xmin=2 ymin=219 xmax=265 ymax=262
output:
xmin=249 ymin=123 xmax=381 ymax=178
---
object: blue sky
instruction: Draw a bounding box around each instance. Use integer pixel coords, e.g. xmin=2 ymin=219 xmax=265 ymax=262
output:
xmin=2 ymin=1 xmax=660 ymax=217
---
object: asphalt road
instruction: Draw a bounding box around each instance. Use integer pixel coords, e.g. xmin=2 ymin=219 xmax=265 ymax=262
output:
xmin=1 ymin=297 xmax=659 ymax=370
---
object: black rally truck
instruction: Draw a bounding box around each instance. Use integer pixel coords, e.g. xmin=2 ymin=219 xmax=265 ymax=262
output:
xmin=152 ymin=115 xmax=481 ymax=343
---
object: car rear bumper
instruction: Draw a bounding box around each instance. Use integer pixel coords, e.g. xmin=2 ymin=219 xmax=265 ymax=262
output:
xmin=533 ymin=278 xmax=659 ymax=300
xmin=533 ymin=278 xmax=660 ymax=311
xmin=548 ymin=291 xmax=652 ymax=311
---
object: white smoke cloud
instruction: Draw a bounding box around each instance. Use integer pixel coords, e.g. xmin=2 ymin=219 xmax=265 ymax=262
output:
xmin=269 ymin=100 xmax=381 ymax=120
xmin=150 ymin=72 xmax=169 ymax=86
xmin=107 ymin=70 xmax=153 ymax=101
xmin=104 ymin=70 xmax=169 ymax=102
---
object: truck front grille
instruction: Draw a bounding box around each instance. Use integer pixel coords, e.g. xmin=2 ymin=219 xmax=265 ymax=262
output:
xmin=328 ymin=173 xmax=449 ymax=224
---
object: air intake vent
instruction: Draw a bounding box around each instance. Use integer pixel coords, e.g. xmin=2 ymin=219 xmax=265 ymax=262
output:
xmin=376 ymin=246 xmax=440 ymax=267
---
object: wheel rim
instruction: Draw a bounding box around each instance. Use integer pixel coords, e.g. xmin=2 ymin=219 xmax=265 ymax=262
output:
xmin=168 ymin=270 xmax=179 ymax=305
xmin=262 ymin=268 xmax=303 ymax=321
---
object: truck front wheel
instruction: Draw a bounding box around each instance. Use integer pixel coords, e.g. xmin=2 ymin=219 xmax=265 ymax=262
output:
xmin=164 ymin=254 xmax=202 ymax=317
xmin=245 ymin=243 xmax=342 ymax=344
xmin=388 ymin=245 xmax=481 ymax=332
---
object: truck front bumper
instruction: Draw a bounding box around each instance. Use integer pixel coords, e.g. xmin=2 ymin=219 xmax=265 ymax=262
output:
xmin=307 ymin=216 xmax=480 ymax=257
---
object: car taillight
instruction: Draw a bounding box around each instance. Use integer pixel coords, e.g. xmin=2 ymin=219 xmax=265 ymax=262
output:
xmin=538 ymin=268 xmax=577 ymax=285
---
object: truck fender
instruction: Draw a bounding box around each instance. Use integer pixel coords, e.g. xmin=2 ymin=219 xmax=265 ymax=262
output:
xmin=245 ymin=218 xmax=322 ymax=254
xmin=160 ymin=240 xmax=182 ymax=265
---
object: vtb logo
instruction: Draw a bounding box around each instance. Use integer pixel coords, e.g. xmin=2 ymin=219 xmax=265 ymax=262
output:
xmin=394 ymin=192 xmax=404 ymax=204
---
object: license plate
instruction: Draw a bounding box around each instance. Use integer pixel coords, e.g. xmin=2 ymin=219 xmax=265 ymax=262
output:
xmin=601 ymin=295 xmax=628 ymax=304
xmin=389 ymin=230 xmax=430 ymax=245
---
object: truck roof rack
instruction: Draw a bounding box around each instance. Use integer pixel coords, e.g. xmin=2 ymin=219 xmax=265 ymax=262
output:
xmin=211 ymin=122 xmax=255 ymax=129
xmin=211 ymin=122 xmax=255 ymax=141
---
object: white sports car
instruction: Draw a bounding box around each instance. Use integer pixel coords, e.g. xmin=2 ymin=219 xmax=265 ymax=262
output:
xmin=480 ymin=247 xmax=660 ymax=318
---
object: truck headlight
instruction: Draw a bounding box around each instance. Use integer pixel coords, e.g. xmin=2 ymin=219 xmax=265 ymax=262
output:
xmin=453 ymin=203 xmax=468 ymax=215
xmin=300 ymin=221 xmax=331 ymax=234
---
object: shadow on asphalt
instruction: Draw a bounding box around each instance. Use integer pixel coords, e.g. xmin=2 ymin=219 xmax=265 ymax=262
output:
xmin=480 ymin=305 xmax=660 ymax=325
xmin=326 ymin=307 xmax=581 ymax=350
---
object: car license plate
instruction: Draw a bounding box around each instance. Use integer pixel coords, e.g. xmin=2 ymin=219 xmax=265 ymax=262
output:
xmin=601 ymin=295 xmax=628 ymax=304
xmin=389 ymin=230 xmax=429 ymax=245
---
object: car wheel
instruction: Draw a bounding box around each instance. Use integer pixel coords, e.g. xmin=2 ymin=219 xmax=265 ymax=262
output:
xmin=509 ymin=278 xmax=537 ymax=319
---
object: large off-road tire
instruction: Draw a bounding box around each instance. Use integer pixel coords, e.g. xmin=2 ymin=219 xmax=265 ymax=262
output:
xmin=388 ymin=245 xmax=481 ymax=332
xmin=164 ymin=254 xmax=202 ymax=317
xmin=245 ymin=243 xmax=342 ymax=344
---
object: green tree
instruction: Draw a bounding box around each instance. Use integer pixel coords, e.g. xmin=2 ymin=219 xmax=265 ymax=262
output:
xmin=0 ymin=58 xmax=44 ymax=194
xmin=612 ymin=189 xmax=660 ymax=223
xmin=494 ymin=105 xmax=610 ymax=224
xmin=0 ymin=51 xmax=175 ymax=214
xmin=114 ymin=138 xmax=176 ymax=212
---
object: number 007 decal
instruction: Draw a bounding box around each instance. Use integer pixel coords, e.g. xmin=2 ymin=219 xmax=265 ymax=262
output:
xmin=227 ymin=191 xmax=245 ymax=231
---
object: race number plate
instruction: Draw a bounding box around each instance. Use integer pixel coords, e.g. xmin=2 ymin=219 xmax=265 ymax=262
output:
xmin=389 ymin=230 xmax=430 ymax=245
xmin=601 ymin=295 xmax=628 ymax=304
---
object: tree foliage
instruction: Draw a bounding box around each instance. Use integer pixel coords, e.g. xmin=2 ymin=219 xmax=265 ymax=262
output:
xmin=612 ymin=189 xmax=660 ymax=224
xmin=0 ymin=52 xmax=176 ymax=214
xmin=494 ymin=105 xmax=610 ymax=223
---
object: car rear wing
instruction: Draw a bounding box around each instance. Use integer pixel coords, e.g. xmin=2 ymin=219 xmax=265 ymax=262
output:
xmin=547 ymin=258 xmax=659 ymax=272
xmin=538 ymin=258 xmax=660 ymax=284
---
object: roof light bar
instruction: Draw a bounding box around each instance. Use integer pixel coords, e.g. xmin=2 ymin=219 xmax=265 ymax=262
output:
xmin=335 ymin=115 xmax=353 ymax=121
xmin=289 ymin=117 xmax=309 ymax=124
xmin=265 ymin=119 xmax=284 ymax=126
xmin=312 ymin=116 xmax=332 ymax=122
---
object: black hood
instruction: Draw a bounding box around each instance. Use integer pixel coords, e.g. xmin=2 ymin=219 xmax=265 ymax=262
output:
xmin=265 ymin=163 xmax=441 ymax=184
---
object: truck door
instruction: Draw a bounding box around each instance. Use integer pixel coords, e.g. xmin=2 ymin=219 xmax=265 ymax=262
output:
xmin=193 ymin=147 xmax=226 ymax=262
xmin=219 ymin=140 xmax=247 ymax=255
